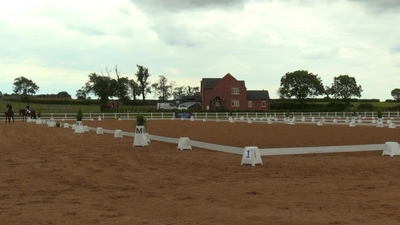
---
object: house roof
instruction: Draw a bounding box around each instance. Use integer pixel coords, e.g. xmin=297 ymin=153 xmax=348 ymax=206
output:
xmin=246 ymin=90 xmax=270 ymax=100
xmin=201 ymin=78 xmax=245 ymax=89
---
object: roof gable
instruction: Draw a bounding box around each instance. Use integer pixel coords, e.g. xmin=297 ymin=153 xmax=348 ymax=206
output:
xmin=201 ymin=73 xmax=245 ymax=89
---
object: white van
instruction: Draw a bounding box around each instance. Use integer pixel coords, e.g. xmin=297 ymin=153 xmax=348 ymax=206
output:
xmin=157 ymin=102 xmax=177 ymax=110
xmin=177 ymin=102 xmax=201 ymax=110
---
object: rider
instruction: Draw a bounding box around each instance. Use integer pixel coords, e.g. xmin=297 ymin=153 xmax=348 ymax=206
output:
xmin=6 ymin=102 xmax=12 ymax=112
xmin=26 ymin=103 xmax=31 ymax=114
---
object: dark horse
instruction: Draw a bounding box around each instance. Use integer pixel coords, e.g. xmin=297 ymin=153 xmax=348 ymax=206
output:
xmin=5 ymin=109 xmax=15 ymax=123
xmin=19 ymin=109 xmax=36 ymax=121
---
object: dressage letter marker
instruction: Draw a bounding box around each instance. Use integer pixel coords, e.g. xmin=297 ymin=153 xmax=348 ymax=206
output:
xmin=133 ymin=126 xmax=148 ymax=147
xmin=241 ymin=146 xmax=263 ymax=166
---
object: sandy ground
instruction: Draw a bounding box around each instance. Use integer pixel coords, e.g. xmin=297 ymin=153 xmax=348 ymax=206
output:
xmin=1 ymin=119 xmax=400 ymax=225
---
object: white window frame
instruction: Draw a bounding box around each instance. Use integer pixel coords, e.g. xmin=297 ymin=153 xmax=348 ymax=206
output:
xmin=231 ymin=100 xmax=240 ymax=107
xmin=231 ymin=87 xmax=239 ymax=95
xmin=248 ymin=101 xmax=252 ymax=108
xmin=262 ymin=101 xmax=266 ymax=107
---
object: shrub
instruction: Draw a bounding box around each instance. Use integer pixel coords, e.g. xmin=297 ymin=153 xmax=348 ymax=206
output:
xmin=76 ymin=107 xmax=83 ymax=121
xmin=377 ymin=107 xmax=382 ymax=118
xmin=136 ymin=114 xmax=147 ymax=129
xmin=56 ymin=122 xmax=60 ymax=127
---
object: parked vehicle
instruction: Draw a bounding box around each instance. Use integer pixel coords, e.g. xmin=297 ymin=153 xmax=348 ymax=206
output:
xmin=157 ymin=102 xmax=177 ymax=110
xmin=177 ymin=102 xmax=201 ymax=110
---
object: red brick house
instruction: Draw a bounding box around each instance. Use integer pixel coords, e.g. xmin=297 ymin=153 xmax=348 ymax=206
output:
xmin=201 ymin=73 xmax=270 ymax=111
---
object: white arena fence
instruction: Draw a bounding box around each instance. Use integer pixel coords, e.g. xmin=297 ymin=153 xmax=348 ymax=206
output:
xmin=31 ymin=111 xmax=400 ymax=120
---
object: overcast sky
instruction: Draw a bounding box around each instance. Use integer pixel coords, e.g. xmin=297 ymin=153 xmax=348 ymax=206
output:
xmin=1 ymin=0 xmax=399 ymax=100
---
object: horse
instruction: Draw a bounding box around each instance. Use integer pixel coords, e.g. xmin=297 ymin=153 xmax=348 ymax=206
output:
xmin=19 ymin=109 xmax=36 ymax=121
xmin=5 ymin=109 xmax=15 ymax=123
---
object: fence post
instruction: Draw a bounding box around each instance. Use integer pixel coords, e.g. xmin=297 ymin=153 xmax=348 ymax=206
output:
xmin=151 ymin=112 xmax=153 ymax=119
xmin=102 ymin=113 xmax=104 ymax=119
xmin=216 ymin=112 xmax=218 ymax=119
xmin=206 ymin=112 xmax=208 ymax=118
xmin=246 ymin=112 xmax=248 ymax=118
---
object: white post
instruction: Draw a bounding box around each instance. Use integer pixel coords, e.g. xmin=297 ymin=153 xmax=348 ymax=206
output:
xmin=102 ymin=113 xmax=104 ymax=119
xmin=161 ymin=112 xmax=164 ymax=119
xmin=127 ymin=113 xmax=130 ymax=119
xmin=255 ymin=112 xmax=258 ymax=118
xmin=195 ymin=112 xmax=197 ymax=119
xmin=216 ymin=112 xmax=218 ymax=119
xmin=151 ymin=112 xmax=153 ymax=119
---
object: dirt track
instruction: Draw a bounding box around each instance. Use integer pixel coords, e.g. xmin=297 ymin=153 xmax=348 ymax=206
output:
xmin=1 ymin=119 xmax=400 ymax=225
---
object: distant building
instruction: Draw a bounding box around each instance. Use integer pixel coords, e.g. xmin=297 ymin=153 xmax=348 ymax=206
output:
xmin=201 ymin=73 xmax=270 ymax=111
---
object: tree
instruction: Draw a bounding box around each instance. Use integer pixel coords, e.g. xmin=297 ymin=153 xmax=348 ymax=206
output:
xmin=0 ymin=91 xmax=2 ymax=98
xmin=12 ymin=76 xmax=39 ymax=96
xmin=277 ymin=70 xmax=324 ymax=105
xmin=83 ymin=73 xmax=114 ymax=104
xmin=128 ymin=79 xmax=141 ymax=101
xmin=104 ymin=65 xmax=130 ymax=101
xmin=151 ymin=75 xmax=174 ymax=100
xmin=172 ymin=85 xmax=200 ymax=99
xmin=135 ymin=65 xmax=152 ymax=100
xmin=391 ymin=88 xmax=400 ymax=101
xmin=75 ymin=88 xmax=87 ymax=100
xmin=57 ymin=91 xmax=71 ymax=98
xmin=329 ymin=75 xmax=363 ymax=106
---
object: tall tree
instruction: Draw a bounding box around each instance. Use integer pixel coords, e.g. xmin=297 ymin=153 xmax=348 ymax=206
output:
xmin=12 ymin=76 xmax=39 ymax=97
xmin=83 ymin=73 xmax=114 ymax=104
xmin=277 ymin=70 xmax=324 ymax=106
xmin=104 ymin=65 xmax=130 ymax=101
xmin=151 ymin=75 xmax=174 ymax=100
xmin=329 ymin=75 xmax=363 ymax=106
xmin=391 ymin=88 xmax=400 ymax=101
xmin=128 ymin=79 xmax=141 ymax=101
xmin=135 ymin=65 xmax=151 ymax=100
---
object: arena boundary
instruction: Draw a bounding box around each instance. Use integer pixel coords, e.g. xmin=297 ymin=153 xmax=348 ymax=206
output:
xmin=81 ymin=124 xmax=385 ymax=156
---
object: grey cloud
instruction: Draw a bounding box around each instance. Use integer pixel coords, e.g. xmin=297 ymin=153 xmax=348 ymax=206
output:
xmin=347 ymin=0 xmax=400 ymax=13
xmin=129 ymin=0 xmax=247 ymax=12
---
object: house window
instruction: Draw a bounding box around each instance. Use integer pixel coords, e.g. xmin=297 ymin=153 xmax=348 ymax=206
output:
xmin=231 ymin=87 xmax=239 ymax=95
xmin=262 ymin=101 xmax=266 ymax=107
xmin=231 ymin=100 xmax=239 ymax=107
xmin=248 ymin=101 xmax=252 ymax=108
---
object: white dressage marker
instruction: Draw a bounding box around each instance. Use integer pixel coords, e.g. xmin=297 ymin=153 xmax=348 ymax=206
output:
xmin=96 ymin=127 xmax=104 ymax=134
xmin=177 ymin=137 xmax=192 ymax=150
xmin=389 ymin=122 xmax=396 ymax=129
xmin=114 ymin=129 xmax=123 ymax=138
xmin=382 ymin=142 xmax=400 ymax=157
xmin=63 ymin=123 xmax=69 ymax=128
xmin=98 ymin=116 xmax=102 ymax=121
xmin=241 ymin=146 xmax=263 ymax=166
xmin=133 ymin=126 xmax=148 ymax=147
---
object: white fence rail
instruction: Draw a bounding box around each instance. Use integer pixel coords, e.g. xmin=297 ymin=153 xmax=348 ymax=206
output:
xmin=37 ymin=111 xmax=400 ymax=120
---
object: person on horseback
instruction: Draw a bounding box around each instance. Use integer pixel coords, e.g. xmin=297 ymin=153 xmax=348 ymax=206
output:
xmin=5 ymin=102 xmax=12 ymax=112
xmin=26 ymin=103 xmax=31 ymax=114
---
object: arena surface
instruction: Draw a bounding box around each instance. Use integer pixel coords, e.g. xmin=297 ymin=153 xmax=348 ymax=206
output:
xmin=1 ymin=119 xmax=400 ymax=224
